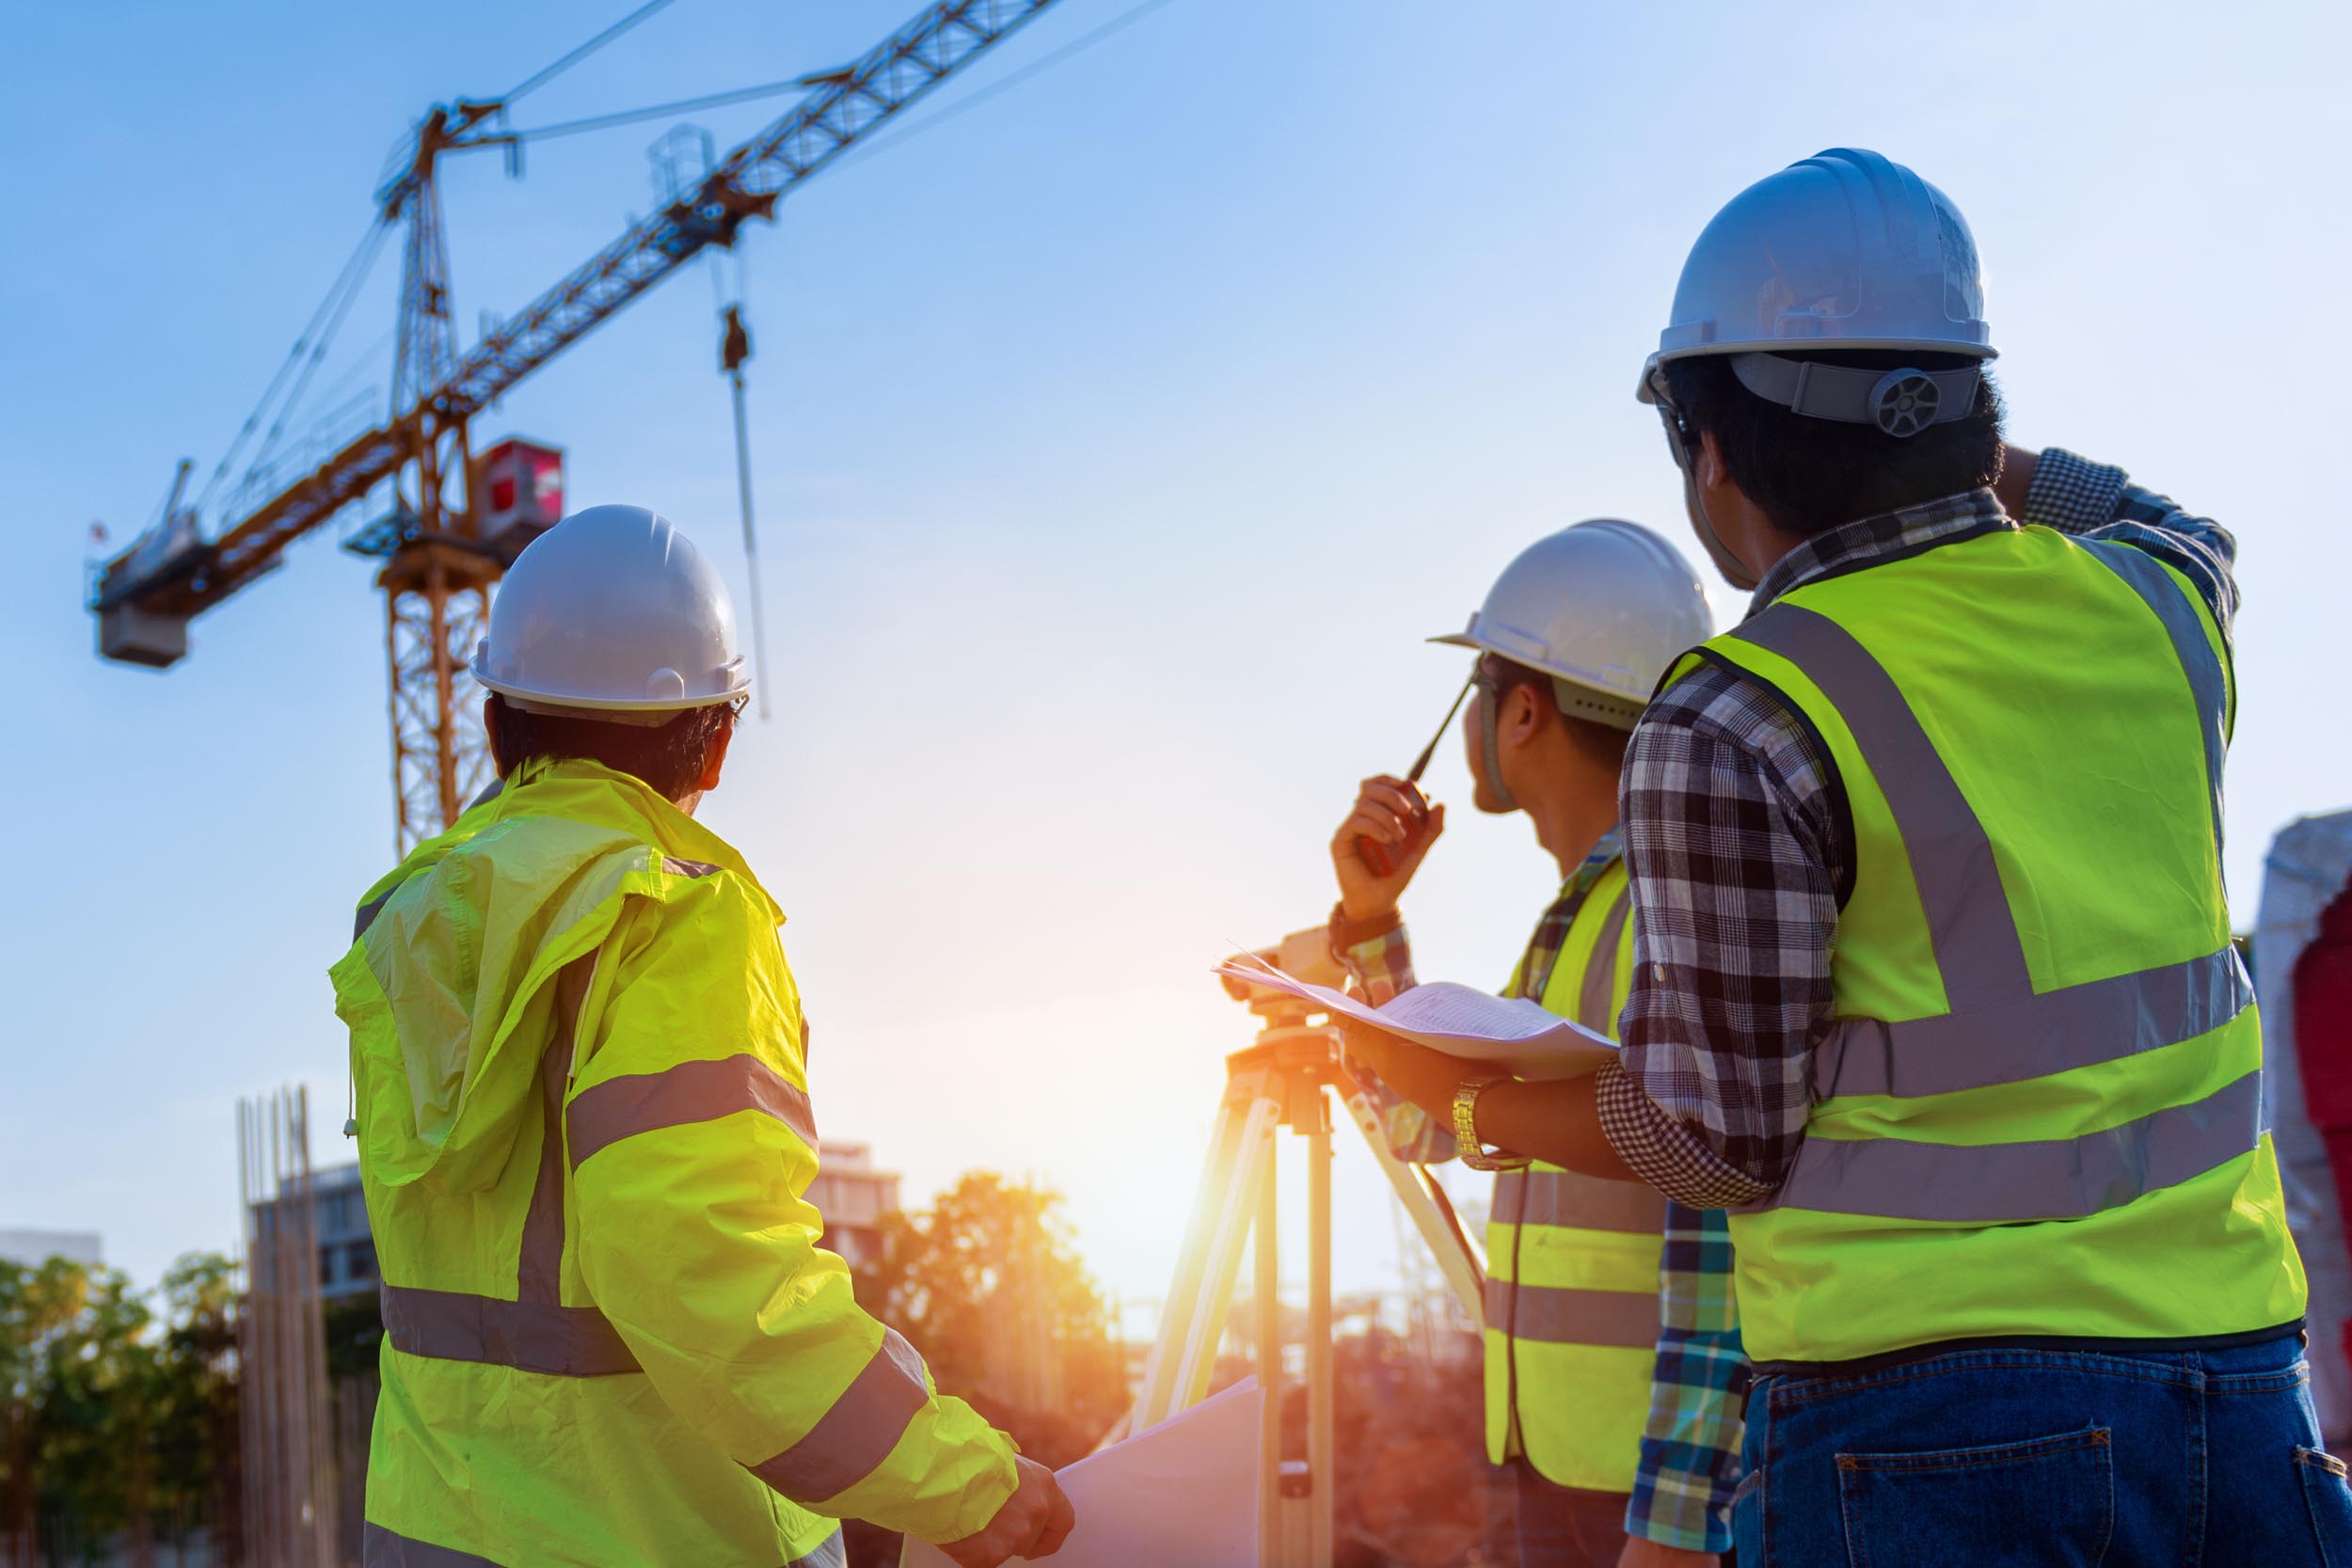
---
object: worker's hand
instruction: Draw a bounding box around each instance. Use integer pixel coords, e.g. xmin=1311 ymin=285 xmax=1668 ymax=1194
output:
xmin=1331 ymin=775 xmax=1446 ymax=923
xmin=1335 ymin=1017 xmax=1468 ymax=1122
xmin=942 ymin=1456 xmax=1074 ymax=1566
xmin=1616 ymin=1538 xmax=1717 ymax=1568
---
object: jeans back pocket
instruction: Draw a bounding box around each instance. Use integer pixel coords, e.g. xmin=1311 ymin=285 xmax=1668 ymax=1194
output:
xmin=2300 ymin=1448 xmax=2352 ymax=1566
xmin=1836 ymin=1425 xmax=2113 ymax=1568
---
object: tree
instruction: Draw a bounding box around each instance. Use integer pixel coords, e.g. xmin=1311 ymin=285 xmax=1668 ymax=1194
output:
xmin=153 ymin=1255 xmax=240 ymax=1555
xmin=0 ymin=1252 xmax=242 ymax=1568
xmin=852 ymin=1173 xmax=1126 ymax=1468
xmin=0 ymin=1258 xmax=86 ymax=1567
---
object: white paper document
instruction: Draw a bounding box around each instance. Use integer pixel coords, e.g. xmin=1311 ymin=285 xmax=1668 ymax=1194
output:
xmin=1216 ymin=958 xmax=1618 ymax=1080
xmin=901 ymin=1378 xmax=1263 ymax=1568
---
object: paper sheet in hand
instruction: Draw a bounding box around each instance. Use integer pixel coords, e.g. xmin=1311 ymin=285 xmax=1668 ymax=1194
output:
xmin=901 ymin=1378 xmax=1263 ymax=1568
xmin=1216 ymin=960 xmax=1617 ymax=1080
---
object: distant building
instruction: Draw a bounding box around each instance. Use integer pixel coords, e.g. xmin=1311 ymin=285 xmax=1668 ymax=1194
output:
xmin=251 ymin=1142 xmax=898 ymax=1306
xmin=306 ymin=1163 xmax=377 ymax=1304
xmin=0 ymin=1228 xmax=103 ymax=1270
xmin=808 ymin=1142 xmax=901 ymax=1271
xmin=247 ymin=1162 xmax=377 ymax=1305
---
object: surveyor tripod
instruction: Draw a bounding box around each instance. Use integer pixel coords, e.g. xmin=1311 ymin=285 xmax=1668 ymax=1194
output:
xmin=1129 ymin=928 xmax=1489 ymax=1568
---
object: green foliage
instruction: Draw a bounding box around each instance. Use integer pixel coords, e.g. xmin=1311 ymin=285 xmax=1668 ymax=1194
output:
xmin=0 ymin=1251 xmax=241 ymax=1560
xmin=851 ymin=1172 xmax=1127 ymax=1468
xmin=322 ymin=1292 xmax=385 ymax=1382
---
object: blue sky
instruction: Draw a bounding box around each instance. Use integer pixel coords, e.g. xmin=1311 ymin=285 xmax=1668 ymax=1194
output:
xmin=5 ymin=0 xmax=2348 ymax=1315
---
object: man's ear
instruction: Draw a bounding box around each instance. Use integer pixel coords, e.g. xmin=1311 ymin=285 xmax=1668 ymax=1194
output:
xmin=484 ymin=697 xmax=508 ymax=776
xmin=696 ymin=716 xmax=735 ymax=793
xmin=1503 ymin=682 xmax=1545 ymax=749
xmin=1696 ymin=428 xmax=1728 ymax=491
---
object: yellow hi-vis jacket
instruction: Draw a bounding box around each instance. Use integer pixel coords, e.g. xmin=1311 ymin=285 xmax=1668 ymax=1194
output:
xmin=331 ymin=758 xmax=1018 ymax=1567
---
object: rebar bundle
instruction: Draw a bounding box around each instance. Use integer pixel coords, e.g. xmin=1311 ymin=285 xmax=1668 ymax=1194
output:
xmin=236 ymin=1088 xmax=340 ymax=1568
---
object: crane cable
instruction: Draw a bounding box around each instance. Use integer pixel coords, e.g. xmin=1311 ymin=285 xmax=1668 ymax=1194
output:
xmin=505 ymin=0 xmax=1182 ymax=156
xmin=194 ymin=214 xmax=393 ymax=518
xmin=820 ymin=0 xmax=1183 ymax=182
xmin=506 ymin=76 xmax=809 ymax=143
xmin=501 ymin=0 xmax=681 ymax=109
xmin=287 ymin=322 xmax=399 ymax=433
xmin=241 ymin=215 xmax=398 ymax=493
xmin=190 ymin=0 xmax=684 ymax=530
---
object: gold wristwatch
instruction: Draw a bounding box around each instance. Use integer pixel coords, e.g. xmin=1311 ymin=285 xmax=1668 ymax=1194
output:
xmin=1453 ymin=1075 xmax=1530 ymax=1172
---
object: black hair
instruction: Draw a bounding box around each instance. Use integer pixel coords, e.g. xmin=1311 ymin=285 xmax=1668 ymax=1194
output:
xmin=1476 ymin=653 xmax=1633 ymax=770
xmin=1660 ymin=349 xmax=2006 ymax=536
xmin=485 ymin=693 xmax=736 ymax=801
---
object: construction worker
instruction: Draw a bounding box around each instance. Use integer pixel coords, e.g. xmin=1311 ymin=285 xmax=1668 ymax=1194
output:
xmin=330 ymin=505 xmax=1073 ymax=1568
xmin=1327 ymin=521 xmax=1742 ymax=1568
xmin=1345 ymin=149 xmax=2344 ymax=1563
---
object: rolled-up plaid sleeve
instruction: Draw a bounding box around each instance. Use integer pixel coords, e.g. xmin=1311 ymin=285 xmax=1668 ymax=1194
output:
xmin=1625 ymin=1201 xmax=1747 ymax=1552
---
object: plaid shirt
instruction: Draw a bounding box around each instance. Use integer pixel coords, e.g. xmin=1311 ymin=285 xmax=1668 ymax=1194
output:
xmin=1332 ymin=838 xmax=1747 ymax=1551
xmin=1592 ymin=448 xmax=2240 ymax=1206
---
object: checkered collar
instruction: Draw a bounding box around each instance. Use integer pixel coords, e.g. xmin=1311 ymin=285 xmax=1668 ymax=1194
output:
xmin=1743 ymin=486 xmax=2010 ymax=622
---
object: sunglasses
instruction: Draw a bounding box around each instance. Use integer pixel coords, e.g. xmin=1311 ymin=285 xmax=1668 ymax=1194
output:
xmin=1646 ymin=364 xmax=1698 ymax=470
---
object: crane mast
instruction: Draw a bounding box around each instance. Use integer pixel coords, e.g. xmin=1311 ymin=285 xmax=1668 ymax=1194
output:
xmin=87 ymin=0 xmax=1062 ymax=851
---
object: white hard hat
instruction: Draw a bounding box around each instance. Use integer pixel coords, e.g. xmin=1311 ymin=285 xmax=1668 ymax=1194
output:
xmin=1432 ymin=520 xmax=1714 ymax=730
xmin=1637 ymin=149 xmax=1995 ymax=434
xmin=472 ymin=504 xmax=748 ymax=720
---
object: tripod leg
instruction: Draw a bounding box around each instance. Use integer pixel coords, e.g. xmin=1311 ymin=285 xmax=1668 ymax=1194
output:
xmin=1255 ymin=1140 xmax=1282 ymax=1568
xmin=1135 ymin=1087 xmax=1252 ymax=1430
xmin=1336 ymin=1070 xmax=1488 ymax=1326
xmin=1305 ymin=1101 xmax=1334 ymax=1568
xmin=1172 ymin=1094 xmax=1277 ymax=1414
xmin=1136 ymin=1064 xmax=1286 ymax=1432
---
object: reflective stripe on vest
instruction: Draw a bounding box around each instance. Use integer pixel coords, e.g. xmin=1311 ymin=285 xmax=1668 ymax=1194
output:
xmin=1484 ymin=862 xmax=1664 ymax=1491
xmin=1491 ymin=1168 xmax=1668 ymax=1232
xmin=1486 ymin=1277 xmax=1660 ymax=1347
xmin=363 ymin=1522 xmax=505 ymax=1567
xmin=378 ymin=1286 xmax=640 ymax=1378
xmin=1690 ymin=525 xmax=2302 ymax=1362
xmin=362 ymin=1519 xmax=847 ymax=1568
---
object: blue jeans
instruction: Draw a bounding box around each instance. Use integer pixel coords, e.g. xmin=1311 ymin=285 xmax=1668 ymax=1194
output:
xmin=1736 ymin=1334 xmax=2352 ymax=1566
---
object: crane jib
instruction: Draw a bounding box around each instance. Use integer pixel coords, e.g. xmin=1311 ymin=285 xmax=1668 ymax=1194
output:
xmin=436 ymin=0 xmax=1059 ymax=423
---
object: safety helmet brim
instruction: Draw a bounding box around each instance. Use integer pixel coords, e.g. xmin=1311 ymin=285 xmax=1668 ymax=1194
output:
xmin=471 ymin=664 xmax=750 ymax=714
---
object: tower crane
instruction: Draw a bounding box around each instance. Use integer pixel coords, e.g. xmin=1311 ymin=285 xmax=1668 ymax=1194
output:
xmin=86 ymin=0 xmax=1062 ymax=851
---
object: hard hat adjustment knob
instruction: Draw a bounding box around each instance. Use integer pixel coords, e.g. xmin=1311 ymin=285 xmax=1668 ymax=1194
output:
xmin=1869 ymin=369 xmax=1941 ymax=437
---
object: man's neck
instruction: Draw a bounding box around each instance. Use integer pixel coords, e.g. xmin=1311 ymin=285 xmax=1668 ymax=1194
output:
xmin=1522 ymin=777 xmax=1618 ymax=879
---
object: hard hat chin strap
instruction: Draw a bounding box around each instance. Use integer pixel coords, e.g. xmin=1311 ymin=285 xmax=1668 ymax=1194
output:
xmin=1683 ymin=464 xmax=1761 ymax=594
xmin=1474 ymin=684 xmax=1519 ymax=814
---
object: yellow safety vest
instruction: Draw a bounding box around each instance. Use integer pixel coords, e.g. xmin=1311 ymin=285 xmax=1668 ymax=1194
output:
xmin=1672 ymin=523 xmax=2306 ymax=1364
xmin=1484 ymin=858 xmax=1663 ymax=1492
xmin=331 ymin=759 xmax=1017 ymax=1567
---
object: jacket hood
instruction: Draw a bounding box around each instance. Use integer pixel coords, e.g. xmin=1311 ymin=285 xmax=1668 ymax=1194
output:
xmin=330 ymin=760 xmax=780 ymax=1195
